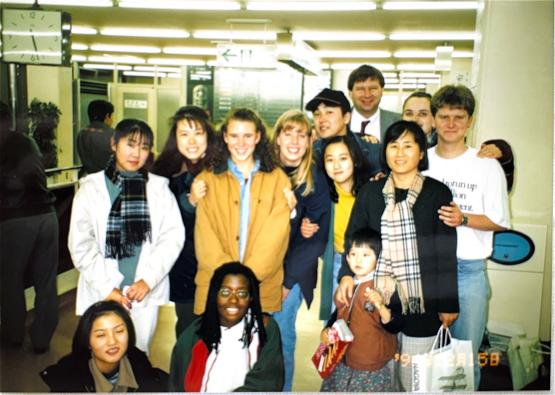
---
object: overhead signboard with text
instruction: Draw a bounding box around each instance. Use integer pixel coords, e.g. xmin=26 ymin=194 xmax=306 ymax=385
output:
xmin=216 ymin=44 xmax=277 ymax=68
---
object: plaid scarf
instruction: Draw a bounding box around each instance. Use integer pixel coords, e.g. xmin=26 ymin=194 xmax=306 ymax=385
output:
xmin=375 ymin=172 xmax=425 ymax=314
xmin=104 ymin=156 xmax=151 ymax=259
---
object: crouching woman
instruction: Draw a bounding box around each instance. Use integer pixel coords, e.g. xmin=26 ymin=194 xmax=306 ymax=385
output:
xmin=169 ymin=262 xmax=284 ymax=392
xmin=40 ymin=301 xmax=168 ymax=392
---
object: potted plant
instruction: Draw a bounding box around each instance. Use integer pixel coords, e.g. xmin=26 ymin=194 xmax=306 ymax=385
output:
xmin=28 ymin=98 xmax=61 ymax=169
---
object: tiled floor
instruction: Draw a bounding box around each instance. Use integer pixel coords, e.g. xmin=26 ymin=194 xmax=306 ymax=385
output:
xmin=0 ymin=284 xmax=326 ymax=392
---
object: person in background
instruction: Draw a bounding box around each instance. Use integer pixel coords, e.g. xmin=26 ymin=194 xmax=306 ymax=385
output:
xmin=402 ymin=91 xmax=515 ymax=191
xmin=423 ymin=85 xmax=511 ymax=389
xmin=169 ymin=262 xmax=284 ymax=392
xmin=307 ymin=88 xmax=382 ymax=178
xmin=348 ymin=64 xmax=401 ymax=142
xmin=77 ymin=100 xmax=115 ymax=177
xmin=68 ymin=119 xmax=184 ymax=354
xmin=0 ymin=101 xmax=58 ymax=354
xmin=40 ymin=301 xmax=168 ymax=392
xmin=152 ymin=106 xmax=216 ymax=338
xmin=193 ymin=108 xmax=291 ymax=316
xmin=336 ymin=120 xmax=459 ymax=391
xmin=319 ymin=135 xmax=370 ymax=321
xmin=321 ymin=228 xmax=402 ymax=392
xmin=270 ymin=109 xmax=331 ymax=391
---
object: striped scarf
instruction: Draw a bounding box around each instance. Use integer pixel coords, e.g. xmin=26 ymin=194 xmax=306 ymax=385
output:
xmin=104 ymin=156 xmax=151 ymax=259
xmin=375 ymin=172 xmax=425 ymax=314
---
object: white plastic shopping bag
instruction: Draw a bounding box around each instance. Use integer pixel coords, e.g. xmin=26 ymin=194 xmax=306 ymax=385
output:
xmin=412 ymin=327 xmax=474 ymax=392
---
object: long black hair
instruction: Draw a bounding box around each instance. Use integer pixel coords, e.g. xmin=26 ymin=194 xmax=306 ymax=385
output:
xmin=152 ymin=106 xmax=216 ymax=178
xmin=71 ymin=301 xmax=136 ymax=362
xmin=321 ymin=135 xmax=369 ymax=203
xmin=197 ymin=262 xmax=267 ymax=352
xmin=211 ymin=108 xmax=278 ymax=172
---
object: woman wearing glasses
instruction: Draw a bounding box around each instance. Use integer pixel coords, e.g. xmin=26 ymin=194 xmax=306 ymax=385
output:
xmin=169 ymin=262 xmax=284 ymax=392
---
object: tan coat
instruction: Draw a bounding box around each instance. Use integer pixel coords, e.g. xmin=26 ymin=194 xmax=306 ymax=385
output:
xmin=193 ymin=167 xmax=291 ymax=314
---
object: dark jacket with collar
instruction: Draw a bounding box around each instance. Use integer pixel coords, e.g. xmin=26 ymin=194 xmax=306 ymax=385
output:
xmin=39 ymin=346 xmax=168 ymax=392
xmin=282 ymin=164 xmax=330 ymax=307
xmin=313 ymin=130 xmax=383 ymax=178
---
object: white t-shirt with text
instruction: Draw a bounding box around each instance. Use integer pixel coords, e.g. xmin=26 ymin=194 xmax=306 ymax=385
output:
xmin=423 ymin=146 xmax=510 ymax=260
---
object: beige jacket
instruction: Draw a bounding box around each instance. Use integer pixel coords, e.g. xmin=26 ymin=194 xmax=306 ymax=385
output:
xmin=194 ymin=167 xmax=291 ymax=314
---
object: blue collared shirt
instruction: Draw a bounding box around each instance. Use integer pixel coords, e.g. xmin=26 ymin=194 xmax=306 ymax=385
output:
xmin=227 ymin=158 xmax=260 ymax=261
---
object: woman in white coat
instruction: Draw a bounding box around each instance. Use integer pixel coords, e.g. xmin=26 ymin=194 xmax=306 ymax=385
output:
xmin=68 ymin=119 xmax=184 ymax=353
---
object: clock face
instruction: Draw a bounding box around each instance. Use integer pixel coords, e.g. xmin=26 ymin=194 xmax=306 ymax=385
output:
xmin=1 ymin=9 xmax=68 ymax=65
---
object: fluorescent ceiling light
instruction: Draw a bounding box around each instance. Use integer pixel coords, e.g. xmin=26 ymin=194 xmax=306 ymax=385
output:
xmin=119 ymin=0 xmax=241 ymax=10
xmin=382 ymin=72 xmax=398 ymax=78
xmin=163 ymin=47 xmax=218 ymax=55
xmin=100 ymin=28 xmax=190 ymax=38
xmin=147 ymin=58 xmax=206 ymax=66
xmin=397 ymin=63 xmax=437 ymax=71
xmin=71 ymin=26 xmax=98 ymax=35
xmin=193 ymin=30 xmax=277 ymax=41
xmin=453 ymin=51 xmax=474 ymax=58
xmin=415 ymin=78 xmax=441 ymax=84
xmin=390 ymin=32 xmax=477 ymax=40
xmin=331 ymin=63 xmax=395 ymax=71
xmin=124 ymin=71 xmax=168 ymax=78
xmin=134 ymin=66 xmax=182 ymax=73
xmin=318 ymin=50 xmax=391 ymax=58
xmin=90 ymin=44 xmax=161 ymax=54
xmin=385 ymin=78 xmax=399 ymax=84
xmin=394 ymin=50 xmax=435 ymax=58
xmin=71 ymin=55 xmax=87 ymax=62
xmin=385 ymin=83 xmax=426 ymax=90
xmin=293 ymin=31 xmax=385 ymax=41
xmin=2 ymin=0 xmax=112 ymax=5
xmin=383 ymin=1 xmax=478 ymax=10
xmin=88 ymin=55 xmax=146 ymax=64
xmin=247 ymin=1 xmax=377 ymax=11
xmin=82 ymin=63 xmax=133 ymax=70
xmin=400 ymin=72 xmax=440 ymax=78
xmin=72 ymin=43 xmax=89 ymax=51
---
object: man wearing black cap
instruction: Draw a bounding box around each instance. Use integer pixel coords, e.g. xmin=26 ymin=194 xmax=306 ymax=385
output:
xmin=306 ymin=88 xmax=382 ymax=178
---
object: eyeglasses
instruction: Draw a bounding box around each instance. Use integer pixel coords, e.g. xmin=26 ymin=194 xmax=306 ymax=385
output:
xmin=218 ymin=288 xmax=250 ymax=299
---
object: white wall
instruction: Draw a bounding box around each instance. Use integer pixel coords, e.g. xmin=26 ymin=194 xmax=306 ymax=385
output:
xmin=472 ymin=0 xmax=553 ymax=340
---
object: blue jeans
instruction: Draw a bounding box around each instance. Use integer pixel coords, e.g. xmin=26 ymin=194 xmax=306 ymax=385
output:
xmin=273 ymin=283 xmax=304 ymax=391
xmin=450 ymin=258 xmax=490 ymax=390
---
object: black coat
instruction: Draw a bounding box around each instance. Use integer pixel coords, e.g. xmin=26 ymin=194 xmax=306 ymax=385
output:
xmin=168 ymin=171 xmax=198 ymax=303
xmin=39 ymin=346 xmax=168 ymax=392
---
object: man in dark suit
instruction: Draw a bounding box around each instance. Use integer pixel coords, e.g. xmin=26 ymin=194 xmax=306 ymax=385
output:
xmin=348 ymin=64 xmax=401 ymax=143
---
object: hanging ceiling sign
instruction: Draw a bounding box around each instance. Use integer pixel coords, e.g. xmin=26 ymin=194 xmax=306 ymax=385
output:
xmin=216 ymin=44 xmax=277 ymax=68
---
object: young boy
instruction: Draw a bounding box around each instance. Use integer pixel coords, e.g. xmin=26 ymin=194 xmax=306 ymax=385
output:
xmin=69 ymin=119 xmax=185 ymax=353
xmin=321 ymin=228 xmax=402 ymax=392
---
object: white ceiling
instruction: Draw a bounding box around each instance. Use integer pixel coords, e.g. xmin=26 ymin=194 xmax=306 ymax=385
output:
xmin=1 ymin=1 xmax=478 ymax=76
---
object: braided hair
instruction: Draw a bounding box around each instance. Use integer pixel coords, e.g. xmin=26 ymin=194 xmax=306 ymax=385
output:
xmin=197 ymin=262 xmax=267 ymax=352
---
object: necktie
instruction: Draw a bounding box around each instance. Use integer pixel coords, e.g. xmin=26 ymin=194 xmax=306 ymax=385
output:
xmin=360 ymin=120 xmax=370 ymax=135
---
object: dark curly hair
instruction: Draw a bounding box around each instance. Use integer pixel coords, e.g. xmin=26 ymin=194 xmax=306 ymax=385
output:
xmin=211 ymin=108 xmax=277 ymax=172
xmin=152 ymin=105 xmax=216 ymax=178
xmin=198 ymin=262 xmax=267 ymax=352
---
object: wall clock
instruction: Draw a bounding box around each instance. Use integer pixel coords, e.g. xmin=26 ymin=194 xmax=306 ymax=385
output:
xmin=1 ymin=8 xmax=71 ymax=66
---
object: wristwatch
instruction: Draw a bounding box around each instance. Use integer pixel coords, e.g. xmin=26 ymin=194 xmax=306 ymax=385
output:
xmin=461 ymin=214 xmax=469 ymax=226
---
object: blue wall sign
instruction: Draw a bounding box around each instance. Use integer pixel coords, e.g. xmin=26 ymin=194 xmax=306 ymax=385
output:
xmin=490 ymin=230 xmax=535 ymax=265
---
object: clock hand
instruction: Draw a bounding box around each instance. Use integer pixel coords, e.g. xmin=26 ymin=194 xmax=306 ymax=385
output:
xmin=30 ymin=29 xmax=38 ymax=53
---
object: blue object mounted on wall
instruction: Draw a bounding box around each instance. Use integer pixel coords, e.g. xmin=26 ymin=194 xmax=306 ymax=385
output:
xmin=490 ymin=230 xmax=535 ymax=265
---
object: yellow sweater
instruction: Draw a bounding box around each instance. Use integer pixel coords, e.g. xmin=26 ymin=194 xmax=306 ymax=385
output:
xmin=333 ymin=183 xmax=355 ymax=253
